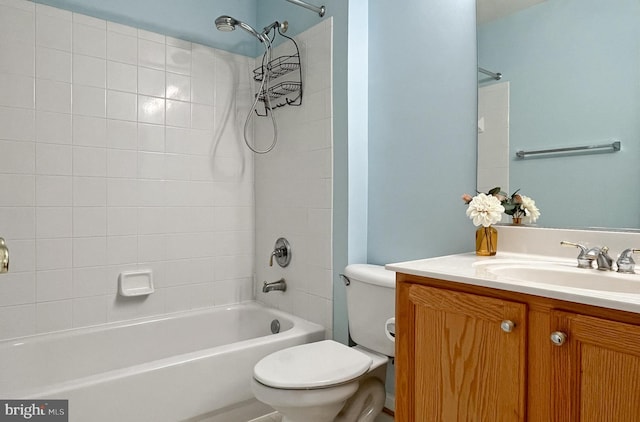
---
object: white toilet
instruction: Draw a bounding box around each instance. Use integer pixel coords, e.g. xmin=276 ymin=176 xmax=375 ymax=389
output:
xmin=251 ymin=264 xmax=395 ymax=422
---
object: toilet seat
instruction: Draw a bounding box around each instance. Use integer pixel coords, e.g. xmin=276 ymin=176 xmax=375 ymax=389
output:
xmin=253 ymin=340 xmax=373 ymax=389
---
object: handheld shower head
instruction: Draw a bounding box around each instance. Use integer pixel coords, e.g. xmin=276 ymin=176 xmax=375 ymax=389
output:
xmin=214 ymin=15 xmax=266 ymax=42
xmin=215 ymin=15 xmax=237 ymax=32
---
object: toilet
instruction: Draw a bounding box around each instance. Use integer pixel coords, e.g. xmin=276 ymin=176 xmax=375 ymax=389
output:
xmin=251 ymin=264 xmax=395 ymax=422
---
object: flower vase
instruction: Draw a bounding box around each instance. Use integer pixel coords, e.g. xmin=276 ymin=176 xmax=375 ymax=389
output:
xmin=512 ymin=217 xmax=522 ymax=225
xmin=475 ymin=226 xmax=498 ymax=256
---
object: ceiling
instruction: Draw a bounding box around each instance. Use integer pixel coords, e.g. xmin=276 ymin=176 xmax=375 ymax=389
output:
xmin=477 ymin=0 xmax=547 ymax=24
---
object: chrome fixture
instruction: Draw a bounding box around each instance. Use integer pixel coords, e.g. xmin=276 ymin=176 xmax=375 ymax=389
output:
xmin=617 ymin=248 xmax=640 ymax=274
xmin=478 ymin=66 xmax=502 ymax=81
xmin=500 ymin=320 xmax=515 ymax=333
xmin=0 ymin=237 xmax=8 ymax=273
xmin=339 ymin=273 xmax=351 ymax=286
xmin=269 ymin=237 xmax=291 ymax=268
xmin=214 ymin=15 xmax=286 ymax=43
xmin=550 ymin=331 xmax=567 ymax=346
xmin=214 ymin=15 xmax=289 ymax=154
xmin=560 ymin=241 xmax=593 ymax=269
xmin=263 ymin=278 xmax=287 ymax=293
xmin=595 ymin=246 xmax=614 ymax=271
xmin=270 ymin=319 xmax=281 ymax=334
xmin=285 ymin=0 xmax=325 ymax=17
xmin=516 ymin=140 xmax=621 ymax=159
xmin=561 ymin=242 xmax=614 ymax=270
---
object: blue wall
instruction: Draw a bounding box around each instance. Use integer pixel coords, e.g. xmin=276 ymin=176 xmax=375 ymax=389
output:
xmin=367 ymin=0 xmax=478 ymax=265
xmin=347 ymin=0 xmax=369 ymax=266
xmin=479 ymin=0 xmax=640 ymax=229
xmin=35 ymin=0 xmax=258 ymax=56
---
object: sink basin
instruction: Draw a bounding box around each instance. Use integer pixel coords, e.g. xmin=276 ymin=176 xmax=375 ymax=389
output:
xmin=474 ymin=260 xmax=640 ymax=294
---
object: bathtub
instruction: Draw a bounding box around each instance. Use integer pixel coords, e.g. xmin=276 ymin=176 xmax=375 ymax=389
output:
xmin=0 ymin=301 xmax=325 ymax=422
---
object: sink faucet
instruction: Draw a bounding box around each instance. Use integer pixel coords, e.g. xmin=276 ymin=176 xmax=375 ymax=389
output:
xmin=263 ymin=278 xmax=287 ymax=293
xmin=594 ymin=246 xmax=614 ymax=271
xmin=578 ymin=245 xmax=613 ymax=271
xmin=617 ymin=249 xmax=640 ymax=274
xmin=0 ymin=237 xmax=8 ymax=273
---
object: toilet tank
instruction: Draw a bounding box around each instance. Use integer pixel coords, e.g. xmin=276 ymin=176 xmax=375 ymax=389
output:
xmin=343 ymin=264 xmax=396 ymax=357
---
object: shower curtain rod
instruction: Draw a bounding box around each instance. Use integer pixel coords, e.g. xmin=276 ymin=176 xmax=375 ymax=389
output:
xmin=285 ymin=0 xmax=325 ymax=17
xmin=478 ymin=67 xmax=502 ymax=80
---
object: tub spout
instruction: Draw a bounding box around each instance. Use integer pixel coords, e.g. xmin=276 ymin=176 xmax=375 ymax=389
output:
xmin=263 ymin=278 xmax=286 ymax=293
xmin=0 ymin=237 xmax=8 ymax=274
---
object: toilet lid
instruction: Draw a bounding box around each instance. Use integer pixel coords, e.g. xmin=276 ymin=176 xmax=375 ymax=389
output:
xmin=253 ymin=340 xmax=373 ymax=389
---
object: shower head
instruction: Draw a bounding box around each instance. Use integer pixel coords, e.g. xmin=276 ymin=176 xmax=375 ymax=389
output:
xmin=215 ymin=15 xmax=266 ymax=42
xmin=214 ymin=15 xmax=236 ymax=32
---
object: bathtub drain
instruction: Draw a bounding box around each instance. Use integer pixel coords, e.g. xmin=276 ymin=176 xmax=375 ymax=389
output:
xmin=270 ymin=319 xmax=281 ymax=334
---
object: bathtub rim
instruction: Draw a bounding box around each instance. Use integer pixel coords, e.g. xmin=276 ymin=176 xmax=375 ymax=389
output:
xmin=0 ymin=300 xmax=316 ymax=345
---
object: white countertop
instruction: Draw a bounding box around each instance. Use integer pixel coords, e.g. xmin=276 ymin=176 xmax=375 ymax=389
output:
xmin=386 ymin=252 xmax=640 ymax=315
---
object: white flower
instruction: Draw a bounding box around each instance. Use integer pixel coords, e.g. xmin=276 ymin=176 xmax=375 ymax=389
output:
xmin=520 ymin=195 xmax=540 ymax=223
xmin=466 ymin=193 xmax=505 ymax=227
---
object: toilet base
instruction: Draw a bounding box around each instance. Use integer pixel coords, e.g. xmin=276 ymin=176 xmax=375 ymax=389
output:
xmin=252 ymin=378 xmax=358 ymax=422
xmin=251 ymin=377 xmax=386 ymax=422
xmin=335 ymin=378 xmax=385 ymax=422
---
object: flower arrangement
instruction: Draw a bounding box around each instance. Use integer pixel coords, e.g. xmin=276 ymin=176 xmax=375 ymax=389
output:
xmin=462 ymin=187 xmax=541 ymax=224
xmin=461 ymin=192 xmax=504 ymax=227
xmin=461 ymin=191 xmax=504 ymax=256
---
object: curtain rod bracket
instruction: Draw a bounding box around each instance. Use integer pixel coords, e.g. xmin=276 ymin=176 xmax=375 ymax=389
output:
xmin=285 ymin=0 xmax=325 ymax=17
xmin=478 ymin=67 xmax=502 ymax=80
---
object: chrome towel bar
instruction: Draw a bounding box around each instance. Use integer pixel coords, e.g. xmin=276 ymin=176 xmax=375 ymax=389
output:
xmin=516 ymin=141 xmax=621 ymax=159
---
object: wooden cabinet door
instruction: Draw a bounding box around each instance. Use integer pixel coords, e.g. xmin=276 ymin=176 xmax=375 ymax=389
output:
xmin=396 ymin=283 xmax=527 ymax=421
xmin=551 ymin=311 xmax=640 ymax=421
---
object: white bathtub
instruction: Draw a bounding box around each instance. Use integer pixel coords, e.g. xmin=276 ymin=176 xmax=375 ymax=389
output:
xmin=0 ymin=301 xmax=325 ymax=422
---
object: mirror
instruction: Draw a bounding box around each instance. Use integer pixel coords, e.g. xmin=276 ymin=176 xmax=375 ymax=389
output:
xmin=476 ymin=0 xmax=640 ymax=230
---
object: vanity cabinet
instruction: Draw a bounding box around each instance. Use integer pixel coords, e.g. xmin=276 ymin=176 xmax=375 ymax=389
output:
xmin=397 ymin=283 xmax=527 ymax=421
xmin=551 ymin=311 xmax=640 ymax=420
xmin=396 ymin=273 xmax=640 ymax=422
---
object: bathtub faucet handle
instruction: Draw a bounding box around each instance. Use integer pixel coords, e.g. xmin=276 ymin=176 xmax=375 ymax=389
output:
xmin=269 ymin=250 xmax=278 ymax=267
xmin=269 ymin=237 xmax=291 ymax=268
xmin=0 ymin=237 xmax=8 ymax=274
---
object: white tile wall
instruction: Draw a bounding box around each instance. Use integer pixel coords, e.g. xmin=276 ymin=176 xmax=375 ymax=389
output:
xmin=254 ymin=19 xmax=334 ymax=339
xmin=0 ymin=0 xmax=257 ymax=340
xmin=478 ymin=82 xmax=510 ymax=196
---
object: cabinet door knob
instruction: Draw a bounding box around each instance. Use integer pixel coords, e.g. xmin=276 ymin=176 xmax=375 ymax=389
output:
xmin=550 ymin=331 xmax=567 ymax=346
xmin=501 ymin=320 xmax=515 ymax=333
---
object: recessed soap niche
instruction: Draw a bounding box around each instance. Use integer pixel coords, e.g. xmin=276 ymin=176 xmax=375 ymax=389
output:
xmin=118 ymin=270 xmax=155 ymax=297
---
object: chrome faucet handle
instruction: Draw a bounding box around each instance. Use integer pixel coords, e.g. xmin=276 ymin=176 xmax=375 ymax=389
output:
xmin=269 ymin=238 xmax=291 ymax=268
xmin=0 ymin=237 xmax=8 ymax=274
xmin=560 ymin=241 xmax=593 ymax=268
xmin=595 ymin=246 xmax=613 ymax=271
xmin=269 ymin=247 xmax=285 ymax=266
xmin=617 ymin=248 xmax=640 ymax=274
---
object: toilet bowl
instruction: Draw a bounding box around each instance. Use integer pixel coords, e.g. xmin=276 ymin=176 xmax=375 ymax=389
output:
xmin=251 ymin=264 xmax=396 ymax=422
xmin=251 ymin=340 xmax=388 ymax=422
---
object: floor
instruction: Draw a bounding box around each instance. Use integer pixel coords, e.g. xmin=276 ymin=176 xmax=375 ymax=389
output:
xmin=248 ymin=411 xmax=394 ymax=421
xmin=375 ymin=411 xmax=395 ymax=422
